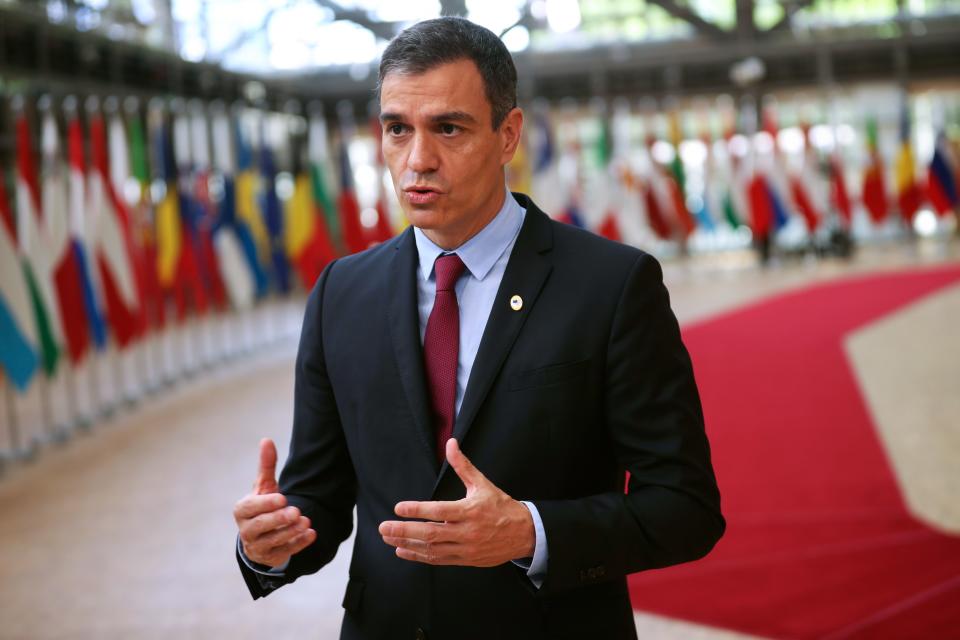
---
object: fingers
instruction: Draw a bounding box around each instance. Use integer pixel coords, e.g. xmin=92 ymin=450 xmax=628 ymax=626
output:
xmin=273 ymin=527 xmax=316 ymax=559
xmin=385 ymin=536 xmax=460 ymax=556
xmin=233 ymin=493 xmax=287 ymax=522
xmin=252 ymin=516 xmax=311 ymax=549
xmin=445 ymin=438 xmax=487 ymax=489
xmin=378 ymin=520 xmax=461 ymax=543
xmin=245 ymin=527 xmax=317 ymax=568
xmin=243 ymin=506 xmax=303 ymax=539
xmin=254 ymin=438 xmax=280 ymax=495
xmin=394 ymin=499 xmax=465 ymax=522
xmin=394 ymin=546 xmax=463 ymax=566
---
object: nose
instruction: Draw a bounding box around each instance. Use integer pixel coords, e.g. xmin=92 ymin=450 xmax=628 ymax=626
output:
xmin=406 ymin=131 xmax=439 ymax=174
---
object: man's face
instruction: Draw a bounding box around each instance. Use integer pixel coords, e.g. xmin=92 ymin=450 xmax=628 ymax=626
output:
xmin=379 ymin=58 xmax=522 ymax=247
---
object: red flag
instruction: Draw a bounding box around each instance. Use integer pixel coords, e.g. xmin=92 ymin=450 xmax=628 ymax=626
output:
xmin=788 ymin=124 xmax=823 ymax=232
xmin=642 ymin=184 xmax=672 ymax=240
xmin=140 ymin=237 xmax=165 ymax=329
xmin=336 ymin=138 xmax=367 ymax=254
xmin=789 ymin=177 xmax=821 ymax=232
xmin=173 ymin=230 xmax=209 ymax=321
xmin=193 ymin=171 xmax=228 ymax=309
xmin=829 ymin=155 xmax=853 ymax=225
xmin=338 ymin=190 xmax=366 ymax=254
xmin=597 ymin=211 xmax=622 ymax=242
xmin=862 ymin=119 xmax=889 ymax=224
xmin=89 ymin=113 xmax=142 ymax=348
xmin=0 ymin=167 xmax=14 ymax=241
xmin=293 ymin=215 xmax=337 ymax=288
xmin=748 ymin=174 xmax=773 ymax=238
xmin=862 ymin=167 xmax=888 ymax=223
xmin=666 ymin=172 xmax=696 ymax=237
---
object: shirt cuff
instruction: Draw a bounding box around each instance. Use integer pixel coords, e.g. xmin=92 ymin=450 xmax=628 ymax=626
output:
xmin=237 ymin=536 xmax=290 ymax=575
xmin=511 ymin=501 xmax=548 ymax=589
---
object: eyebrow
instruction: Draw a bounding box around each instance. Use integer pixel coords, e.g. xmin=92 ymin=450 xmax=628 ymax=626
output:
xmin=379 ymin=111 xmax=479 ymax=126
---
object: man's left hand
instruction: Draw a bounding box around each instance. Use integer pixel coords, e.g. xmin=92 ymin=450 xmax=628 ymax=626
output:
xmin=379 ymin=438 xmax=535 ymax=567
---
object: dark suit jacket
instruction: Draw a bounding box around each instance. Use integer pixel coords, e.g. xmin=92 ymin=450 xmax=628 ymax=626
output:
xmin=237 ymin=193 xmax=724 ymax=640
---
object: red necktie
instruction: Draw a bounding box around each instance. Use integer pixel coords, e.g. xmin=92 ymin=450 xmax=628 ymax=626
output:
xmin=423 ymin=253 xmax=466 ymax=463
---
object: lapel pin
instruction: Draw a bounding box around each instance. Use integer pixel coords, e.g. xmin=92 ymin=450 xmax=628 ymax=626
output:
xmin=510 ymin=295 xmax=523 ymax=311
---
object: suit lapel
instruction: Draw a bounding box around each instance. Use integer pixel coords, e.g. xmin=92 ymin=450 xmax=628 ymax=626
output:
xmin=434 ymin=198 xmax=554 ymax=491
xmin=386 ymin=228 xmax=439 ymax=469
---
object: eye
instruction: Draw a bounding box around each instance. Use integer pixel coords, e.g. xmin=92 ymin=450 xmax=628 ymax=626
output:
xmin=440 ymin=123 xmax=460 ymax=136
xmin=387 ymin=123 xmax=406 ymax=136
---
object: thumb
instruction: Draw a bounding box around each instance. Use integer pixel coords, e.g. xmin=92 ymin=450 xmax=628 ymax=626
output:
xmin=446 ymin=438 xmax=487 ymax=491
xmin=254 ymin=438 xmax=279 ymax=495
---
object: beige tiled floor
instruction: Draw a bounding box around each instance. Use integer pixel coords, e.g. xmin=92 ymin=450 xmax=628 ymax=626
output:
xmin=0 ymin=240 xmax=957 ymax=640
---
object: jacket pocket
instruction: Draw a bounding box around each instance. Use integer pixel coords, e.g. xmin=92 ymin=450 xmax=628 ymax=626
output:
xmin=341 ymin=577 xmax=365 ymax=614
xmin=508 ymin=358 xmax=590 ymax=391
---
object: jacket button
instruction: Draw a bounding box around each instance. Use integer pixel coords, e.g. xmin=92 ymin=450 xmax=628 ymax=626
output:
xmin=415 ymin=628 xmax=427 ymax=640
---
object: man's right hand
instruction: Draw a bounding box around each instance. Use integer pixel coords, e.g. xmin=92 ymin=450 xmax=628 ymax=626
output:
xmin=234 ymin=438 xmax=316 ymax=568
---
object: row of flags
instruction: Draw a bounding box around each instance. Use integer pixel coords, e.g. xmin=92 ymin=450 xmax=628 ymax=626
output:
xmin=3 ymin=92 xmax=960 ymax=399
xmin=514 ymin=98 xmax=960 ymax=246
xmin=1 ymin=96 xmax=397 ymax=398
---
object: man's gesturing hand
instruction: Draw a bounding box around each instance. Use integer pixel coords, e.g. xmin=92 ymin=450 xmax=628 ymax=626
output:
xmin=234 ymin=438 xmax=316 ymax=568
xmin=378 ymin=438 xmax=535 ymax=567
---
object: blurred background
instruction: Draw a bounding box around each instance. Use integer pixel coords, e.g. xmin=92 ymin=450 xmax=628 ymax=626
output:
xmin=0 ymin=1 xmax=958 ymax=639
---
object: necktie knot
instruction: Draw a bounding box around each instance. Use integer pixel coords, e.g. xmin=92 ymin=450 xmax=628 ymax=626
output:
xmin=434 ymin=253 xmax=466 ymax=292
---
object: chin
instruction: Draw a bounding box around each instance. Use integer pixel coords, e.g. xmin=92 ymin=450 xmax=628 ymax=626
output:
xmin=404 ymin=208 xmax=447 ymax=230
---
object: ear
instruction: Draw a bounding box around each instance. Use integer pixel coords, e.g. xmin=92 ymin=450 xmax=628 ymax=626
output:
xmin=498 ymin=107 xmax=524 ymax=166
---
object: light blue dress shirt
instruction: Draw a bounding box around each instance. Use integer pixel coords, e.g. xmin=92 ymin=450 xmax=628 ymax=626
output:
xmin=241 ymin=189 xmax=548 ymax=588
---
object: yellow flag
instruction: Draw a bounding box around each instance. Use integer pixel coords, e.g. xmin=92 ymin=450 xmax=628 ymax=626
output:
xmin=156 ymin=188 xmax=181 ymax=287
xmin=236 ymin=169 xmax=270 ymax=262
xmin=285 ymin=173 xmax=315 ymax=260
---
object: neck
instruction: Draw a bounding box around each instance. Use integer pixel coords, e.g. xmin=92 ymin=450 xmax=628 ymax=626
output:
xmin=422 ymin=188 xmax=507 ymax=251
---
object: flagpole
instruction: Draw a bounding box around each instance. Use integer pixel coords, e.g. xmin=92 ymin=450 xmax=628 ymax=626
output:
xmin=159 ymin=322 xmax=175 ymax=388
xmin=1 ymin=378 xmax=10 ymax=473
xmin=164 ymin=315 xmax=180 ymax=387
xmin=51 ymin=367 xmax=75 ymax=441
xmin=200 ymin=312 xmax=212 ymax=366
xmin=5 ymin=377 xmax=35 ymax=462
xmin=111 ymin=343 xmax=134 ymax=409
xmin=212 ymin=310 xmax=225 ymax=365
xmin=89 ymin=347 xmax=109 ymax=420
xmin=224 ymin=309 xmax=235 ymax=359
xmin=138 ymin=333 xmax=156 ymax=395
xmin=2 ymin=379 xmax=15 ymax=468
xmin=179 ymin=316 xmax=195 ymax=378
xmin=38 ymin=373 xmax=68 ymax=444
xmin=63 ymin=361 xmax=90 ymax=431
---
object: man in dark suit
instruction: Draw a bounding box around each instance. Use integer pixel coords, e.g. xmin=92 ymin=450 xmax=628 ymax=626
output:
xmin=233 ymin=17 xmax=723 ymax=640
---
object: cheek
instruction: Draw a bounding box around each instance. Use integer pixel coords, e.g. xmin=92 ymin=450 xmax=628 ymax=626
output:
xmin=383 ymin=148 xmax=403 ymax=177
xmin=448 ymin=141 xmax=498 ymax=187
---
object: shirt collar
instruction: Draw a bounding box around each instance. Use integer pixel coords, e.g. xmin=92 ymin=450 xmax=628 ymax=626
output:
xmin=413 ymin=189 xmax=525 ymax=282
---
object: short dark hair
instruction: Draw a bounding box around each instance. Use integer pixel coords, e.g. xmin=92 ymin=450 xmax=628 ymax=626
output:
xmin=378 ymin=17 xmax=518 ymax=130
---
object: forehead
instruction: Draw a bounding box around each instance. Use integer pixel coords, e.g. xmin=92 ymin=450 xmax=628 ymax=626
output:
xmin=379 ymin=59 xmax=489 ymax=123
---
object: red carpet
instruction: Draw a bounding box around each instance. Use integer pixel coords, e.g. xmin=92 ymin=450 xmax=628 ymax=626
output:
xmin=629 ymin=263 xmax=960 ymax=639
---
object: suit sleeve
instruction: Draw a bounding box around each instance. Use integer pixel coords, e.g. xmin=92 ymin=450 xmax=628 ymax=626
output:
xmin=237 ymin=260 xmax=357 ymax=599
xmin=533 ymin=252 xmax=724 ymax=594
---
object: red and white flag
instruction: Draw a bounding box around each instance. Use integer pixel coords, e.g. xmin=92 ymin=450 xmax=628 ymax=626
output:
xmin=88 ymin=104 xmax=142 ymax=348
